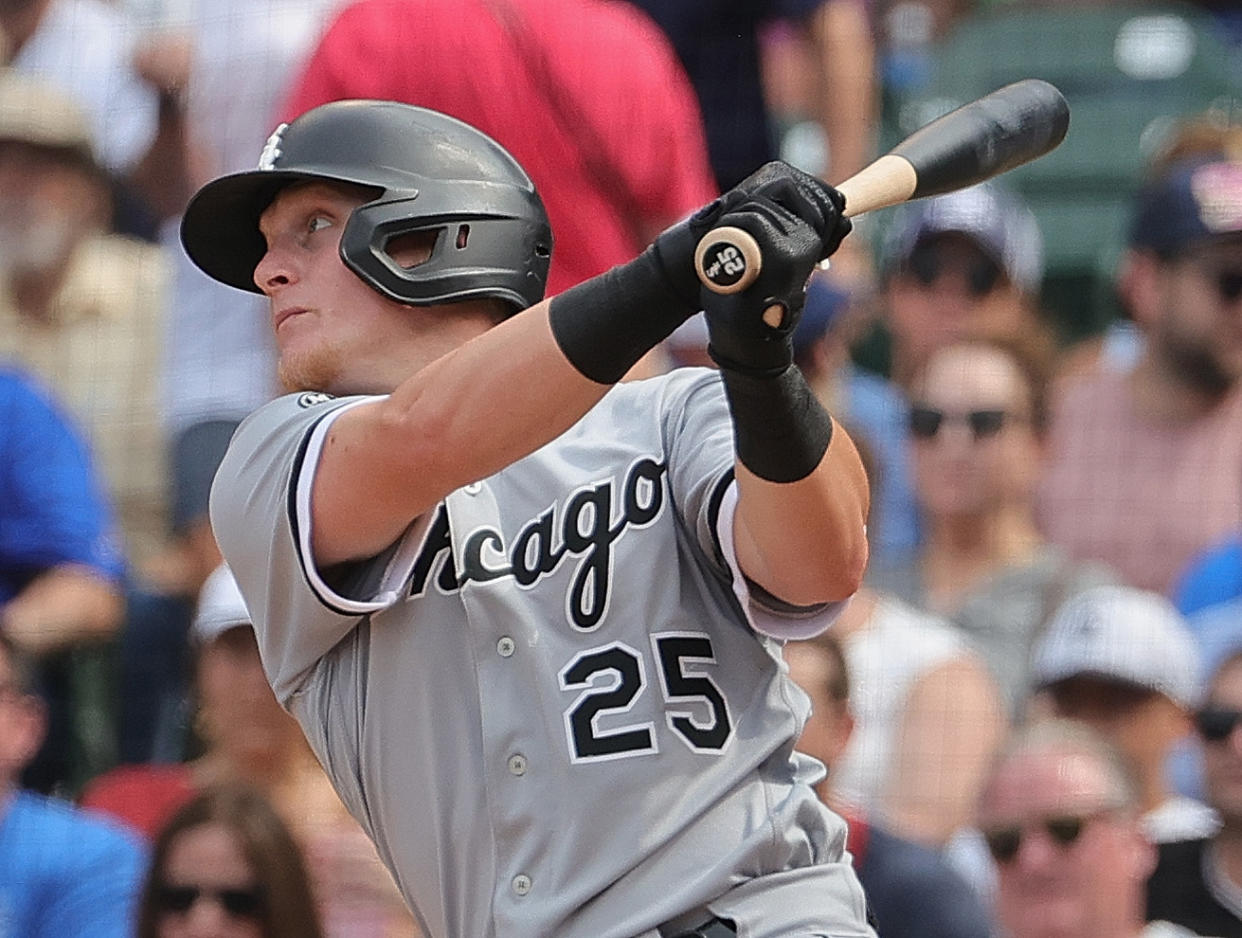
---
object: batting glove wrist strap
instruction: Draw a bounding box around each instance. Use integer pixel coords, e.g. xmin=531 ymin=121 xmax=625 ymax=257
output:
xmin=720 ymin=365 xmax=834 ymax=484
xmin=549 ymin=245 xmax=698 ymax=385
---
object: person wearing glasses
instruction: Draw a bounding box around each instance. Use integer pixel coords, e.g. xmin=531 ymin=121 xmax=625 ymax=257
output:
xmin=135 ymin=782 xmax=325 ymax=938
xmin=978 ymin=719 xmax=1201 ymax=938
xmin=1038 ymin=122 xmax=1242 ymax=596
xmin=876 ymin=180 xmax=1055 ymax=394
xmin=1147 ymin=648 xmax=1242 ymax=936
xmin=869 ymin=334 xmax=1116 ymax=720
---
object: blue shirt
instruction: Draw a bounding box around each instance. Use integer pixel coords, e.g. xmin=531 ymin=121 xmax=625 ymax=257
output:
xmin=1174 ymin=534 xmax=1242 ymax=617
xmin=0 ymin=790 xmax=147 ymax=938
xmin=0 ymin=368 xmax=124 ymax=603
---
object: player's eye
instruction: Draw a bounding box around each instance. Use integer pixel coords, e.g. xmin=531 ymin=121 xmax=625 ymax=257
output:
xmin=307 ymin=214 xmax=334 ymax=234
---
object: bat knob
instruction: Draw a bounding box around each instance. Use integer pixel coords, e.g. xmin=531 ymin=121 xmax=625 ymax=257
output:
xmin=694 ymin=226 xmax=762 ymax=294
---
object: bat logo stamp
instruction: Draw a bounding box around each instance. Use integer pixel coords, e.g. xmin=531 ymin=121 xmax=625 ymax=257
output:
xmin=699 ymin=241 xmax=748 ymax=288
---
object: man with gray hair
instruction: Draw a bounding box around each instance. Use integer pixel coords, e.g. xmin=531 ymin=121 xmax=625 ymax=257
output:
xmin=978 ymin=719 xmax=1201 ymax=938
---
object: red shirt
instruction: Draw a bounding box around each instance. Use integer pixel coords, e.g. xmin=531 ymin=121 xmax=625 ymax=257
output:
xmin=283 ymin=0 xmax=718 ymax=298
xmin=79 ymin=763 xmax=196 ymax=840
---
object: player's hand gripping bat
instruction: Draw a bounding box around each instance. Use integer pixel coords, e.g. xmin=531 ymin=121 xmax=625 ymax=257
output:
xmin=693 ymin=79 xmax=1070 ymax=321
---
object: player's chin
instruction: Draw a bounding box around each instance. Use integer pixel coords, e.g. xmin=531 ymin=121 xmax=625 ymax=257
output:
xmin=278 ymin=345 xmax=345 ymax=395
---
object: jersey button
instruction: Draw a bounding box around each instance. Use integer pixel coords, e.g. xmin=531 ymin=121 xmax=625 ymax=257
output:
xmin=507 ymin=753 xmax=527 ymax=776
xmin=464 ymin=481 xmax=483 ymax=495
xmin=496 ymin=636 xmax=516 ymax=658
xmin=511 ymin=874 xmax=532 ymax=896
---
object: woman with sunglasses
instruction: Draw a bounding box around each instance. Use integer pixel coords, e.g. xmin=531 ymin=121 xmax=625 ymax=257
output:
xmin=136 ymin=782 xmax=324 ymax=938
xmin=870 ymin=335 xmax=1118 ymax=721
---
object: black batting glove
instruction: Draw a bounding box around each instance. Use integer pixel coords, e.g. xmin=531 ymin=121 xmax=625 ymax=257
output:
xmin=702 ymin=188 xmax=851 ymax=377
xmin=651 ymin=161 xmax=851 ymax=309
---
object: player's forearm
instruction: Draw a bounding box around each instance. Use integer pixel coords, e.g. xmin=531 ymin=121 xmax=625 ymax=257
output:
xmin=733 ymin=419 xmax=869 ymax=606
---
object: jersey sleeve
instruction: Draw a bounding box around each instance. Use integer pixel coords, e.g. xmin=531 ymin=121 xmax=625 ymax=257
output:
xmin=209 ymin=392 xmax=424 ymax=702
xmin=660 ymin=368 xmax=845 ymax=639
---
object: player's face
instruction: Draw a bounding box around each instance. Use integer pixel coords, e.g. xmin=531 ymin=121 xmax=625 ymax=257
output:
xmin=254 ymin=181 xmax=479 ymax=395
xmin=909 ymin=342 xmax=1041 ymax=520
xmin=1200 ymin=658 xmax=1242 ymax=824
xmin=1152 ymin=240 xmax=1242 ymax=399
xmin=155 ymin=821 xmax=265 ymax=938
xmin=981 ymin=748 xmax=1153 ymax=938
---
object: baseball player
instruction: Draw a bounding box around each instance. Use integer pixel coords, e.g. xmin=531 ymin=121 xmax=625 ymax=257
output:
xmin=181 ymin=100 xmax=874 ymax=938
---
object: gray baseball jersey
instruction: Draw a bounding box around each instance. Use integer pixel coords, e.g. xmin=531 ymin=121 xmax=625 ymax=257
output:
xmin=210 ymin=367 xmax=875 ymax=938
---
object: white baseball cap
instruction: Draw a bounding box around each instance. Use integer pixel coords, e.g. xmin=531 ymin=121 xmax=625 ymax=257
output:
xmin=192 ymin=564 xmax=253 ymax=645
xmin=1032 ymin=585 xmax=1201 ymax=710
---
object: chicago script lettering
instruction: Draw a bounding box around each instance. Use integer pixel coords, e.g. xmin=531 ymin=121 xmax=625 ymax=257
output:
xmin=408 ymin=456 xmax=667 ymax=630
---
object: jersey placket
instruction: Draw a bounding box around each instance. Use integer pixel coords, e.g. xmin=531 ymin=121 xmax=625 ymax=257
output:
xmin=443 ymin=479 xmax=558 ymax=933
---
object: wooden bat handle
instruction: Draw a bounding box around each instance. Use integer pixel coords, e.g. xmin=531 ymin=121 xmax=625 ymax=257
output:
xmin=837 ymin=153 xmax=919 ymax=218
xmin=692 ymin=226 xmax=785 ymax=326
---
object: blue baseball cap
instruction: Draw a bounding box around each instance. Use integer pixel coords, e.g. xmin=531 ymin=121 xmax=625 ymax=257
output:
xmin=1129 ymin=157 xmax=1242 ymax=256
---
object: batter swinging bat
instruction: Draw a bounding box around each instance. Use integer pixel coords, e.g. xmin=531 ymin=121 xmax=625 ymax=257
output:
xmin=694 ymin=78 xmax=1070 ymax=305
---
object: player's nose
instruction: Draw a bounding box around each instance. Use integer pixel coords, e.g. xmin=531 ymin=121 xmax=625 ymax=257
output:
xmin=253 ymin=244 xmax=297 ymax=294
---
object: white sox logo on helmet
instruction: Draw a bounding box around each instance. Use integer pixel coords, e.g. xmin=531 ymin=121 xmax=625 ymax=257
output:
xmin=258 ymin=124 xmax=289 ymax=171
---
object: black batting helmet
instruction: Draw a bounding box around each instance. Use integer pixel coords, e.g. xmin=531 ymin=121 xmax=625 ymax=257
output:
xmin=180 ymin=100 xmax=553 ymax=313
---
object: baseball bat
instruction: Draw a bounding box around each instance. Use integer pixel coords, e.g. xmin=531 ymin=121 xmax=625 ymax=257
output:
xmin=693 ymin=78 xmax=1070 ymax=308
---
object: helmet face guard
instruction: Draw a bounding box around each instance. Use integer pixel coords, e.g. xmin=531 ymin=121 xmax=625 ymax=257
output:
xmin=180 ymin=101 xmax=553 ymax=313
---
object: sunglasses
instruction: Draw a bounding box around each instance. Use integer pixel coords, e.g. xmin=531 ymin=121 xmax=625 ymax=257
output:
xmin=157 ymin=884 xmax=265 ymax=919
xmin=909 ymin=405 xmax=1010 ymax=441
xmin=1211 ymin=268 xmax=1242 ymax=304
xmin=905 ymin=244 xmax=1003 ymax=297
xmin=1196 ymin=706 xmax=1242 ymax=743
xmin=982 ymin=811 xmax=1112 ymax=864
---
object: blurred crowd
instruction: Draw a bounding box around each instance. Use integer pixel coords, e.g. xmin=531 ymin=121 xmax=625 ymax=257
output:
xmin=2 ymin=0 xmax=1242 ymax=935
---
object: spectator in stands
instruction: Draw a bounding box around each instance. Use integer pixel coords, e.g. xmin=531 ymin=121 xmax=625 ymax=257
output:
xmin=282 ymin=0 xmax=718 ymax=301
xmin=1147 ymin=649 xmax=1242 ymax=936
xmin=784 ymin=631 xmax=994 ymax=938
xmin=0 ymin=630 xmax=146 ymax=937
xmin=979 ymin=719 xmax=1201 ymax=938
xmin=0 ymin=73 xmax=169 ymax=574
xmin=0 ymin=0 xmax=161 ymax=236
xmin=131 ymin=0 xmax=343 ymax=436
xmin=869 ymin=335 xmax=1115 ymax=717
xmin=0 ymin=365 xmax=125 ymax=795
xmin=628 ymin=0 xmax=876 ymax=192
xmin=135 ymin=782 xmax=324 ymax=938
xmin=1038 ymin=140 xmax=1242 ymax=595
xmin=876 ymin=180 xmax=1054 ymax=392
xmin=1031 ymin=585 xmax=1219 ymax=845
xmin=794 ymin=576 xmax=1004 ymax=847
xmin=84 ymin=565 xmax=415 ymax=937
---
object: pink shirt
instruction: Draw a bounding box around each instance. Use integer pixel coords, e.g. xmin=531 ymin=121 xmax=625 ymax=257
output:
xmin=283 ymin=0 xmax=718 ymax=298
xmin=1037 ymin=369 xmax=1242 ymax=595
